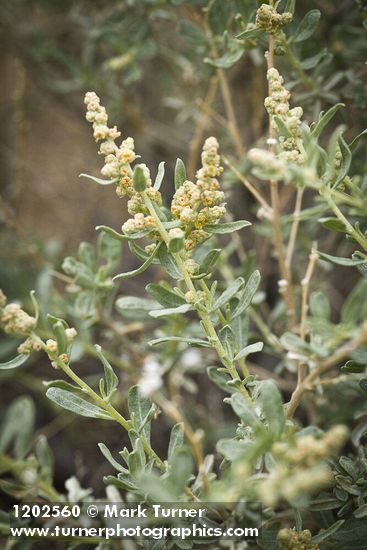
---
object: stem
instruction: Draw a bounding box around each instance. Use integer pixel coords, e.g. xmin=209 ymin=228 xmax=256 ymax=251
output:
xmin=142 ymin=194 xmax=252 ymax=403
xmin=286 ymin=186 xmax=304 ymax=268
xmin=286 ymin=325 xmax=367 ymax=419
xmin=266 ymin=33 xmax=296 ymax=327
xmin=297 ymin=245 xmax=318 ymax=384
xmin=223 ymin=156 xmax=272 ymax=212
xmin=322 ymin=189 xmax=367 ymax=253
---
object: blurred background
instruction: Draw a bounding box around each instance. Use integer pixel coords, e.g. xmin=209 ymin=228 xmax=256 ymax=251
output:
xmin=0 ymin=0 xmax=366 ymax=497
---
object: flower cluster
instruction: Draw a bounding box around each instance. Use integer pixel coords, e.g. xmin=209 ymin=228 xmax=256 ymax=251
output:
xmin=84 ymin=92 xmax=162 ymax=236
xmin=248 ymin=148 xmax=287 ymax=180
xmin=171 ymin=137 xmax=226 ymax=251
xmin=277 ymin=528 xmax=319 ymax=550
xmin=0 ymin=291 xmax=36 ymax=338
xmin=265 ymin=68 xmax=305 ymax=164
xmin=255 ymin=4 xmax=293 ymax=34
xmin=258 ymin=425 xmax=347 ymax=506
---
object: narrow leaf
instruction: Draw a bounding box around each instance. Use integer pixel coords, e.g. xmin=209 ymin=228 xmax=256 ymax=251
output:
xmin=232 ymin=270 xmax=261 ymax=319
xmin=149 ymin=303 xmax=193 ymax=318
xmin=79 ymin=173 xmax=117 ymax=185
xmin=318 ymin=252 xmax=367 ymax=266
xmin=334 ymin=133 xmax=352 ymax=187
xmin=311 ymin=520 xmax=345 ymax=544
xmin=236 ymin=27 xmax=265 ymax=40
xmin=149 ymin=336 xmax=210 ymax=348
xmin=168 ymin=423 xmax=184 ymax=461
xmin=204 ymin=220 xmax=251 ymax=234
xmin=0 ymin=354 xmax=28 ymax=370
xmin=146 ymin=283 xmax=185 ymax=308
xmin=46 ymin=388 xmax=110 ymax=419
xmin=96 ymin=225 xmax=148 ymax=241
xmin=234 ymin=341 xmax=263 ymax=361
xmin=113 ymin=243 xmax=161 ymax=281
xmin=157 ymin=243 xmax=182 ymax=279
xmin=211 ymin=277 xmax=244 ymax=311
xmin=154 ymin=161 xmax=165 ymax=190
xmin=311 ymin=103 xmax=344 ymax=138
xmin=95 ymin=345 xmax=119 ymax=398
xmin=174 ymin=158 xmax=186 ymax=190
xmin=294 ymin=9 xmax=321 ymax=43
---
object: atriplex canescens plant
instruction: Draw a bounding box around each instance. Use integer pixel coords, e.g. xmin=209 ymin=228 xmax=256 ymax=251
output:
xmin=1 ymin=1 xmax=367 ymax=548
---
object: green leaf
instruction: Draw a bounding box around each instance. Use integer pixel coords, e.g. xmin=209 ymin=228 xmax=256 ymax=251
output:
xmin=116 ymin=296 xmax=161 ymax=320
xmin=311 ymin=103 xmax=344 ymax=138
xmin=149 ymin=336 xmax=210 ymax=348
xmin=211 ymin=277 xmax=244 ymax=311
xmin=300 ymin=48 xmax=328 ymax=69
xmin=168 ymin=423 xmax=184 ymax=461
xmin=149 ymin=303 xmax=193 ymax=318
xmin=218 ymin=325 xmax=235 ymax=357
xmin=318 ymin=217 xmax=346 ymax=232
xmin=273 ymin=115 xmax=293 ymax=139
xmin=200 ymin=249 xmax=221 ymax=274
xmin=231 ymin=270 xmax=261 ymax=319
xmin=43 ymin=379 xmax=85 ymax=396
xmin=95 ymin=345 xmax=119 ymax=399
xmin=174 ymin=158 xmax=186 ymax=190
xmin=98 ymin=443 xmax=126 ymax=473
xmin=234 ymin=341 xmax=263 ymax=361
xmin=333 ymin=133 xmax=352 ymax=188
xmin=0 ymin=354 xmax=28 ymax=370
xmin=205 ymin=47 xmax=244 ymax=69
xmin=74 ymin=290 xmax=95 ymax=319
xmin=236 ymin=27 xmax=265 ymax=40
xmin=157 ymin=243 xmax=182 ymax=279
xmin=78 ymin=242 xmax=97 ymax=270
xmin=53 ymin=320 xmax=68 ymax=355
xmin=207 ymin=367 xmax=233 ymax=393
xmin=0 ymin=396 xmax=35 ymax=458
xmin=349 ymin=129 xmax=367 ymax=152
xmin=35 ymin=436 xmax=54 ymax=481
xmin=318 ymin=252 xmax=367 ymax=267
xmin=230 ymin=393 xmax=263 ymax=430
xmin=96 ymin=224 xmax=148 ymax=241
xmin=79 ymin=173 xmax=117 ymax=185
xmin=204 ymin=220 xmax=251 ymax=234
xmin=311 ymin=519 xmax=345 ymax=544
xmin=128 ymin=241 xmax=160 ymax=263
xmin=113 ymin=243 xmax=161 ymax=281
xmin=128 ymin=386 xmax=152 ymax=443
xmin=260 ymin=380 xmax=285 ymax=437
xmin=154 ymin=161 xmax=165 ymax=190
xmin=341 ymin=360 xmax=366 ymax=374
xmin=146 ymin=283 xmax=185 ymax=308
xmin=359 ymin=379 xmax=367 ymax=393
xmin=46 ymin=388 xmax=110 ymax=419
xmin=133 ymin=165 xmax=147 ymax=192
xmin=294 ymin=9 xmax=321 ymax=43
xmin=217 ymin=438 xmax=252 ymax=461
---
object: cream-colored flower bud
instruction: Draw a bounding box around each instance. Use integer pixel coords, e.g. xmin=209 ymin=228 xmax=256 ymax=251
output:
xmin=65 ymin=328 xmax=77 ymax=341
xmin=185 ymin=291 xmax=196 ymax=303
xmin=99 ymin=141 xmax=116 ymax=156
xmin=93 ymin=125 xmax=109 ymax=141
xmin=46 ymin=339 xmax=58 ymax=353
